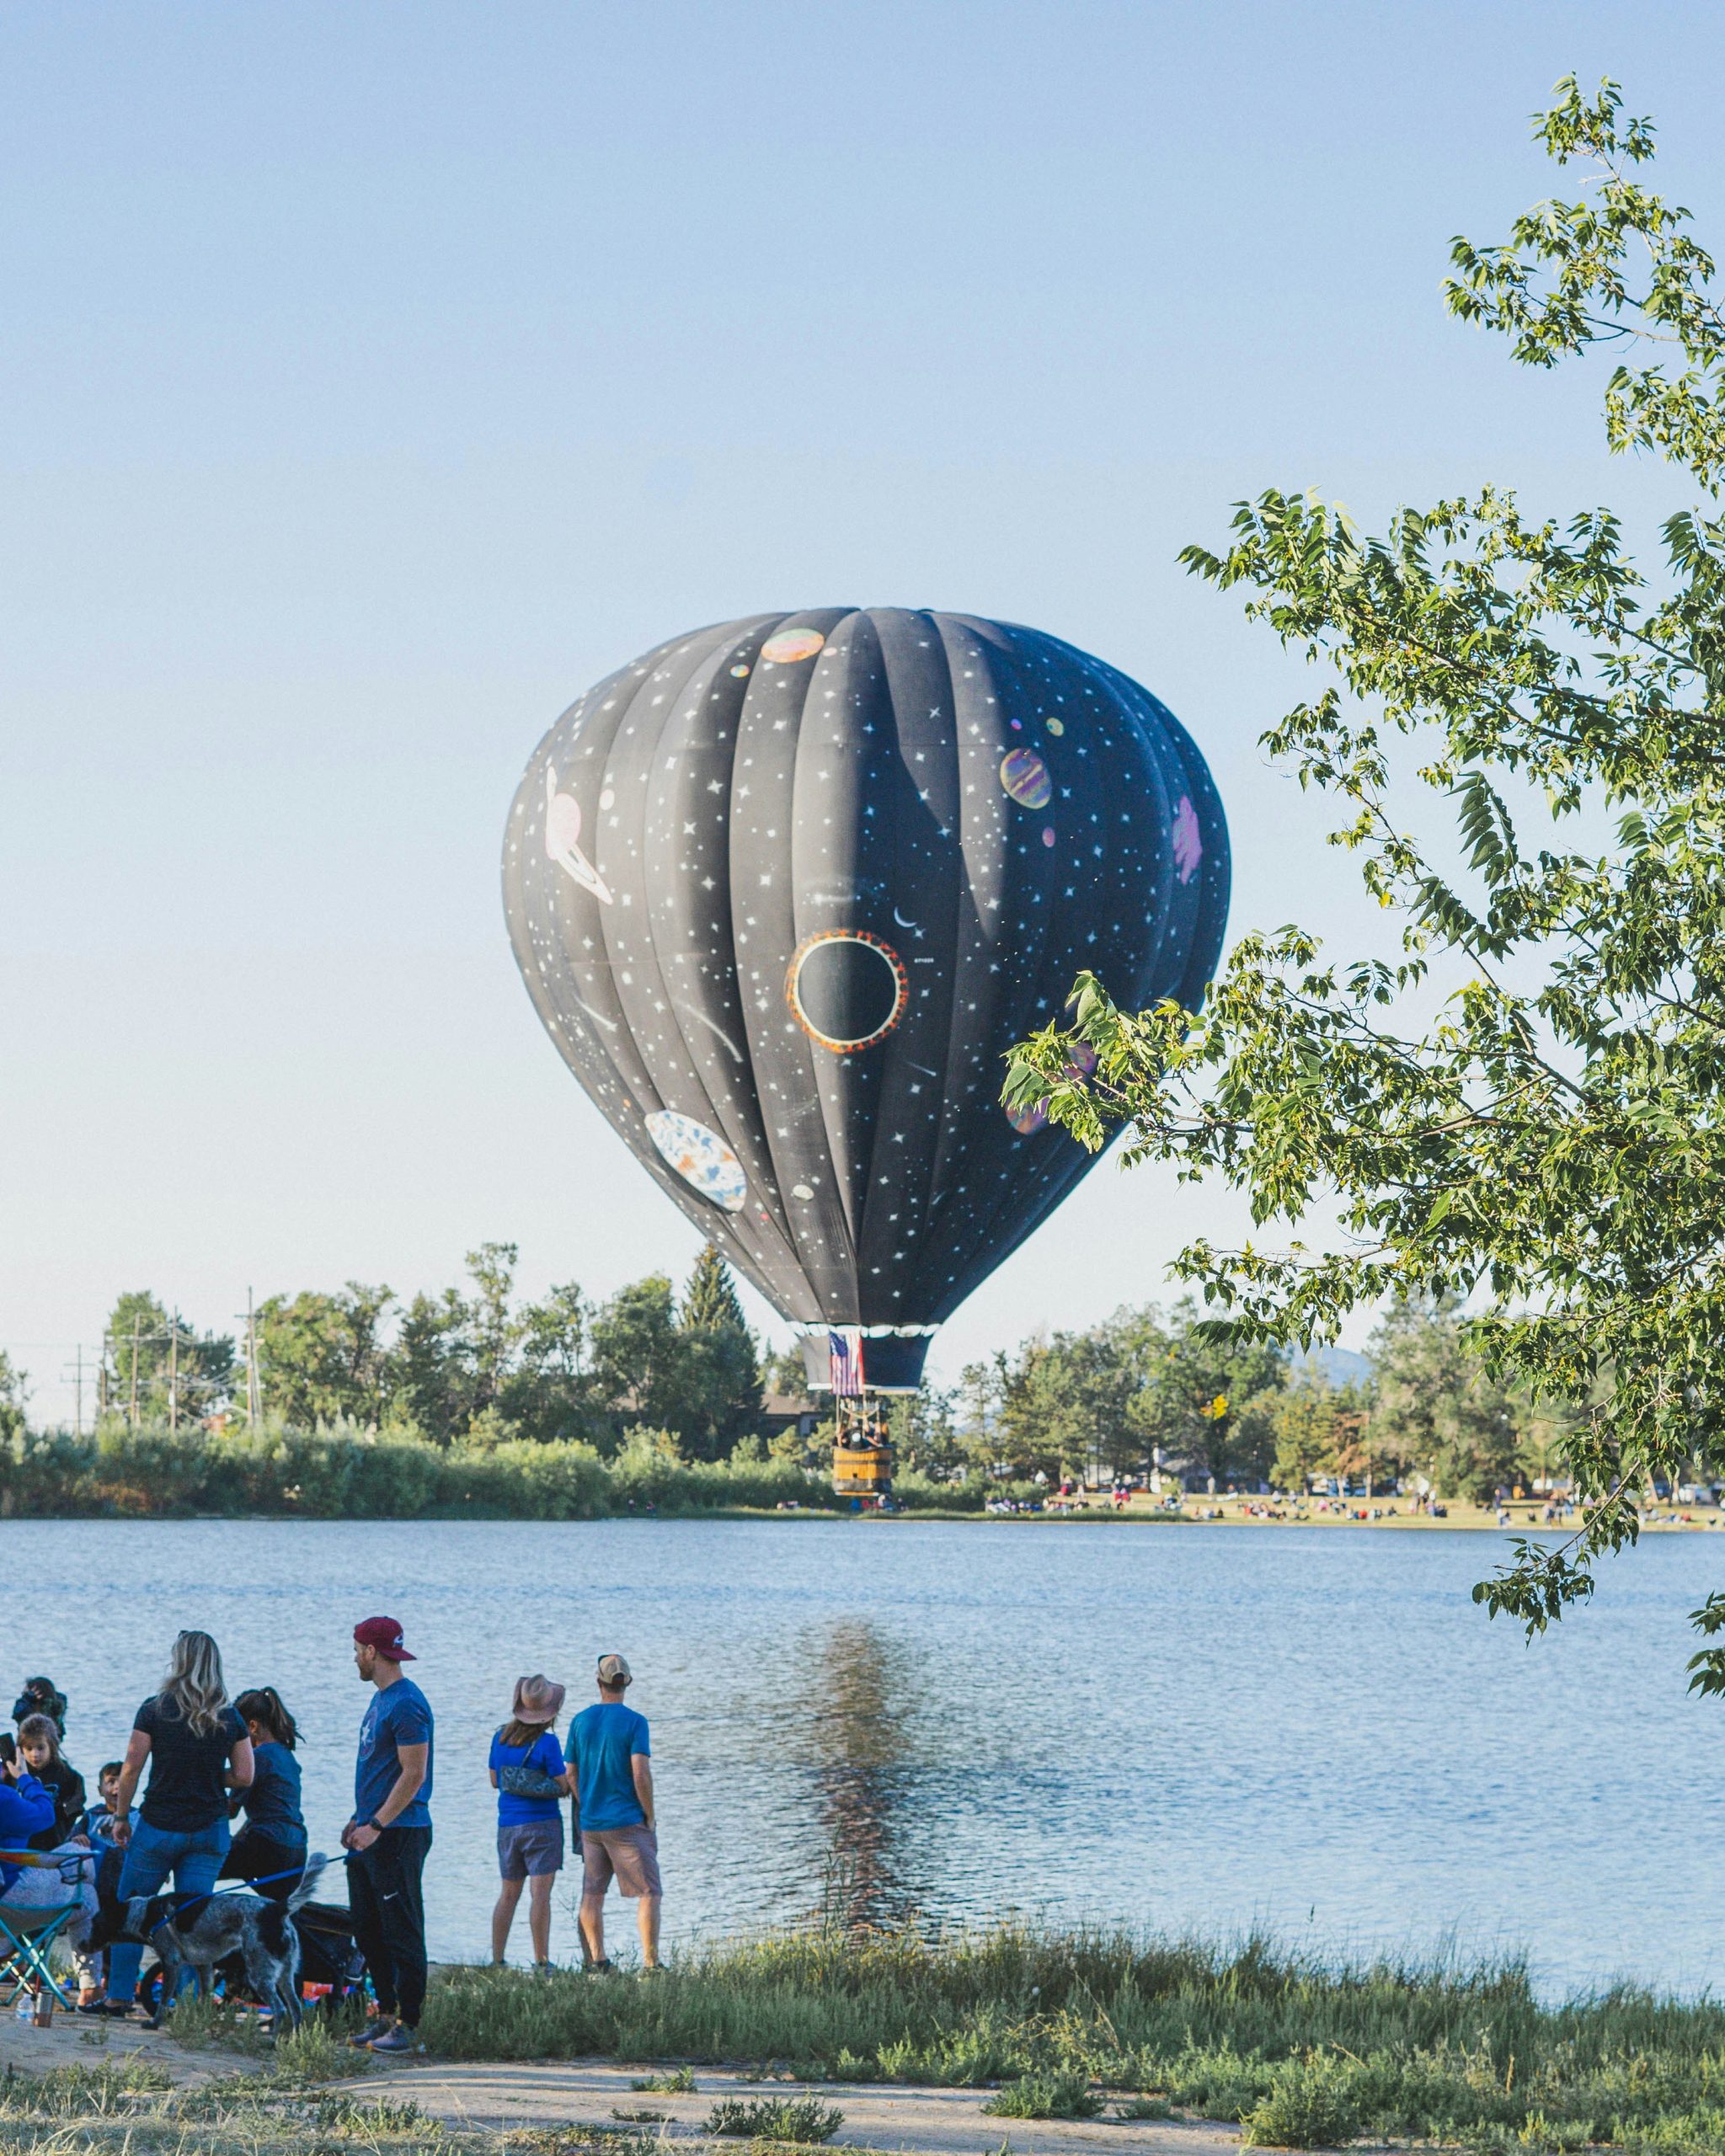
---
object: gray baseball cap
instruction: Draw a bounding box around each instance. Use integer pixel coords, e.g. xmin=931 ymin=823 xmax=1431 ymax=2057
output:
xmin=596 ymin=1653 xmax=633 ymax=1686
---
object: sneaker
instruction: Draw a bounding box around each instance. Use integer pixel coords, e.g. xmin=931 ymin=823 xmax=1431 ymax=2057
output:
xmin=586 ymin=1959 xmax=617 ymax=1976
xmin=348 ymin=2019 xmax=395 ymax=2050
xmin=368 ymin=2025 xmax=424 ymax=2055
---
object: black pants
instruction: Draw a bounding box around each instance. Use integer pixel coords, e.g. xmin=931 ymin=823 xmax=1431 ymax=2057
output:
xmin=221 ymin=1828 xmax=307 ymax=1903
xmin=347 ymin=1825 xmax=431 ymax=2025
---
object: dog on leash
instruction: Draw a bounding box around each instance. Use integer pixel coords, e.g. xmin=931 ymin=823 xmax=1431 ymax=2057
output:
xmin=88 ymin=1854 xmax=327 ymax=2031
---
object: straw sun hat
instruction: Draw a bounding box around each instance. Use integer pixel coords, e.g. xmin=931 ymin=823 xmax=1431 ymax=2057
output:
xmin=511 ymin=1673 xmax=566 ymax=1726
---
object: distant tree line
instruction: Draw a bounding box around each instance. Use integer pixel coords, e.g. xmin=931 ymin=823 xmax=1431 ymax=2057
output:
xmin=884 ymin=1295 xmax=1588 ymax=1505
xmin=8 ymin=1260 xmax=1612 ymax=1505
xmin=93 ymin=1244 xmax=761 ymax=1461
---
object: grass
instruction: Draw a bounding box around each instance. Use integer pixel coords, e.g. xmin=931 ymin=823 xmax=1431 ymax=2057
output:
xmin=420 ymin=1924 xmax=1725 ymax=2150
xmin=0 ymin=2057 xmax=546 ymax=2156
xmin=980 ymin=2072 xmax=1104 ymax=2120
xmin=630 ymin=2065 xmax=697 ymax=2092
xmin=704 ymin=2096 xmax=846 ymax=2142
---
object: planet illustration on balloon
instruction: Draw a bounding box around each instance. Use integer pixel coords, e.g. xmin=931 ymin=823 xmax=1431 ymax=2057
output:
xmin=1172 ymin=795 xmax=1204 ymax=885
xmin=761 ymin=628 xmax=826 ymax=664
xmin=1000 ymin=747 xmax=1053 ymax=808
xmin=1006 ymin=1098 xmax=1049 ymax=1135
xmin=786 ymin=929 xmax=908 ymax=1053
xmin=644 ymin=1110 xmax=748 ymax=1212
xmin=543 ymin=767 xmax=614 ymax=905
xmin=1046 ymin=718 xmax=1065 ymax=736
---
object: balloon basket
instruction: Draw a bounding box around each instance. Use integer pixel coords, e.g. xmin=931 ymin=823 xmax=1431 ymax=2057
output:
xmin=832 ymin=1393 xmax=894 ymax=1502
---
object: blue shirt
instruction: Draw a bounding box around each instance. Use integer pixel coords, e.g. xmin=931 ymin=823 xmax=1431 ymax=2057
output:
xmin=565 ymin=1702 xmax=649 ymax=1830
xmin=0 ymin=1774 xmax=56 ymax=1889
xmin=355 ymin=1678 xmax=433 ymax=1829
xmin=241 ymin=1741 xmax=306 ymax=1844
xmin=489 ymin=1731 xmax=566 ymax=1826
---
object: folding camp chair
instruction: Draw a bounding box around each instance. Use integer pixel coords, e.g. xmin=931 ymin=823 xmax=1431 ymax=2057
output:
xmin=0 ymin=1849 xmax=94 ymax=2009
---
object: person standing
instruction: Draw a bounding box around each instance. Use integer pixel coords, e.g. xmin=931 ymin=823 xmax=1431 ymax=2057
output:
xmin=222 ymin=1687 xmax=308 ymax=1902
xmin=488 ymin=1674 xmax=569 ymax=1971
xmin=104 ymin=1631 xmax=254 ymax=2016
xmin=565 ymin=1653 xmax=660 ymax=1972
xmin=343 ymin=1616 xmax=433 ymax=2053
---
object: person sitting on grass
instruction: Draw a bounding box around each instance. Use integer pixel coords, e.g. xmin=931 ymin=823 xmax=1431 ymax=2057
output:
xmin=222 ymin=1688 xmax=307 ymax=1902
xmin=566 ymin=1653 xmax=660 ymax=1974
xmin=489 ymin=1674 xmax=569 ymax=1972
xmin=18 ymin=1714 xmax=87 ymax=1850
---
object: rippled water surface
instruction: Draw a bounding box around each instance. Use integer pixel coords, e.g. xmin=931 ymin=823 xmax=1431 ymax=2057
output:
xmin=2 ymin=1518 xmax=1716 ymax=1993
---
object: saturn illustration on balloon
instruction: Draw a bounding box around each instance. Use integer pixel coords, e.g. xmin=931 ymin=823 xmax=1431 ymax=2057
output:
xmin=543 ymin=766 xmax=614 ymax=905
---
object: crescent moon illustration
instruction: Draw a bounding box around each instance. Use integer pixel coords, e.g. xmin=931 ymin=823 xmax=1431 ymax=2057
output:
xmin=892 ymin=906 xmax=919 ymax=929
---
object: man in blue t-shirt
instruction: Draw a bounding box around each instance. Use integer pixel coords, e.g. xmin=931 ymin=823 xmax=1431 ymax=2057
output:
xmin=566 ymin=1653 xmax=660 ymax=1971
xmin=343 ymin=1616 xmax=434 ymax=2052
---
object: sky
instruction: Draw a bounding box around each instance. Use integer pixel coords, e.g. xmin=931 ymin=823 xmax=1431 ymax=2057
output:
xmin=5 ymin=1 xmax=1724 ymax=1424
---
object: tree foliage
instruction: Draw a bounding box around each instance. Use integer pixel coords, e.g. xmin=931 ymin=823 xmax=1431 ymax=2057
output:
xmin=1006 ymin=77 xmax=1725 ymax=1652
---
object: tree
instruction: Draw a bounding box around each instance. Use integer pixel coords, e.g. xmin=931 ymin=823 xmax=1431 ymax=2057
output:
xmin=102 ymin=1291 xmax=233 ymax=1428
xmin=253 ymin=1283 xmax=396 ymax=1427
xmin=1007 ymin=78 xmax=1725 ymax=1657
xmin=676 ymin=1248 xmax=762 ymax=1460
xmin=0 ymin=1353 xmax=27 ymax=1444
xmin=1271 ymin=1374 xmax=1349 ymax=1492
xmin=589 ymin=1275 xmax=692 ymax=1449
xmin=1369 ymin=1297 xmax=1521 ymax=1503
xmin=504 ymin=1281 xmax=598 ymax=1444
xmin=1143 ymin=1301 xmax=1284 ymax=1488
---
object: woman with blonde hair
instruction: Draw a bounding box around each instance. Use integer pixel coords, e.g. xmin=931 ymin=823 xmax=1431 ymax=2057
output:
xmin=488 ymin=1674 xmax=569 ymax=1970
xmin=102 ymin=1631 xmax=253 ymax=2017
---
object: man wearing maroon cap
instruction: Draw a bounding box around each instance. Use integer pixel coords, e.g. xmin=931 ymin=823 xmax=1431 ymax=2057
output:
xmin=343 ymin=1617 xmax=433 ymax=2052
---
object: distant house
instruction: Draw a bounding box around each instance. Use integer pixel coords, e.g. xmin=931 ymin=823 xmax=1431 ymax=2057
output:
xmin=761 ymin=1392 xmax=822 ymax=1443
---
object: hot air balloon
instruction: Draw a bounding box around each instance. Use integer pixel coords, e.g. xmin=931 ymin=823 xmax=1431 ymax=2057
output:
xmin=501 ymin=608 xmax=1229 ymax=1404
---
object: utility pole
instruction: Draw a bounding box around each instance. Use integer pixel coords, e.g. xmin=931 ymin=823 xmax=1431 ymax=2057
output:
xmin=129 ymin=1315 xmax=142 ymax=1429
xmin=242 ymin=1289 xmax=263 ymax=1426
xmin=168 ymin=1312 xmax=179 ymax=1434
xmin=61 ymin=1345 xmax=86 ymax=1438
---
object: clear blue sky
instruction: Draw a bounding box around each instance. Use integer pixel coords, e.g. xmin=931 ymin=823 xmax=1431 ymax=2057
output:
xmin=5 ymin=2 xmax=1722 ymax=1421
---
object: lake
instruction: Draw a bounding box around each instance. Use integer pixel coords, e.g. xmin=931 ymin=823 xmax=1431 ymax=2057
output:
xmin=3 ymin=1518 xmax=1716 ymax=1996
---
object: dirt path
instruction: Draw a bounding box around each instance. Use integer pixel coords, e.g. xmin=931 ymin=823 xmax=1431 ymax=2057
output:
xmin=346 ymin=2057 xmax=1245 ymax=2156
xmin=0 ymin=2017 xmax=1244 ymax=2156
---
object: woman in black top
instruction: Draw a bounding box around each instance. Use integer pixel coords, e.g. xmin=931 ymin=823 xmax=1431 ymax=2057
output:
xmin=102 ymin=1630 xmax=253 ymax=2017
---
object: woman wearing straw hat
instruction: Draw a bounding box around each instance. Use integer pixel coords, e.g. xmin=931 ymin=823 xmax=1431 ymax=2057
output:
xmin=488 ymin=1675 xmax=570 ymax=1971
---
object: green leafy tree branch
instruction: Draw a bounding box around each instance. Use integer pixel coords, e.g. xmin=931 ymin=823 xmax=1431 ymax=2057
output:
xmin=1005 ymin=77 xmax=1725 ymax=1661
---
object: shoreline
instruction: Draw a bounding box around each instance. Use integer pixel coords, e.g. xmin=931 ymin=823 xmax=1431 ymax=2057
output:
xmin=0 ymin=1501 xmax=1714 ymax=1531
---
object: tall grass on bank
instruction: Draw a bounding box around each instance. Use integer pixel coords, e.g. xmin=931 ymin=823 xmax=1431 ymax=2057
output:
xmin=424 ymin=1925 xmax=1725 ymax=2150
xmin=0 ymin=1419 xmax=987 ymax=1520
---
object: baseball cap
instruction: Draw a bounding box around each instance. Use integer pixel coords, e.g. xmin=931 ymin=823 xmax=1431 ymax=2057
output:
xmin=354 ymin=1616 xmax=416 ymax=1662
xmin=596 ymin=1653 xmax=632 ymax=1686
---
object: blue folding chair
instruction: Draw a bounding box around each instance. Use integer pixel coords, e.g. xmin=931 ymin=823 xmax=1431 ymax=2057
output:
xmin=0 ymin=1849 xmax=94 ymax=2009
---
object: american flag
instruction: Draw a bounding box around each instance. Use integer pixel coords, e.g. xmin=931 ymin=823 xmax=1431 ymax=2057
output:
xmin=828 ymin=1327 xmax=865 ymax=1396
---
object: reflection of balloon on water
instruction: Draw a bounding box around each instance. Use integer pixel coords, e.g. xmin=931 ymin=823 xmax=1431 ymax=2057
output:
xmin=502 ymin=607 xmax=1230 ymax=1390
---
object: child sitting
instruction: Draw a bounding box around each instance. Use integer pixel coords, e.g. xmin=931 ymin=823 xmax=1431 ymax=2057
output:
xmin=82 ymin=1764 xmax=132 ymax=1846
xmin=17 ymin=1716 xmax=86 ymax=1851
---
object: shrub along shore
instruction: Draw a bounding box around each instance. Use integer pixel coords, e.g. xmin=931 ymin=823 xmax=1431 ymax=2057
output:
xmin=416 ymin=1925 xmax=1725 ymax=2151
xmin=0 ymin=1419 xmax=1005 ymax=1520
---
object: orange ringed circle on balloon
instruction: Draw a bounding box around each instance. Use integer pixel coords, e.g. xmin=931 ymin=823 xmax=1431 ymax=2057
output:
xmin=785 ymin=929 xmax=909 ymax=1054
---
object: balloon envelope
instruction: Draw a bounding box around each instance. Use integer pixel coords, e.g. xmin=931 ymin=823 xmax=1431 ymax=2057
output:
xmin=502 ymin=608 xmax=1229 ymax=1385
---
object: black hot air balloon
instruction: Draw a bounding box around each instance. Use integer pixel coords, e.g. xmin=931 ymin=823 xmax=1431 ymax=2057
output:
xmin=501 ymin=609 xmax=1228 ymax=1390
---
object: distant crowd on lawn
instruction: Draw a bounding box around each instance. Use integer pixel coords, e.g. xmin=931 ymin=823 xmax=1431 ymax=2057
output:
xmin=0 ymin=1623 xmax=661 ymax=2050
